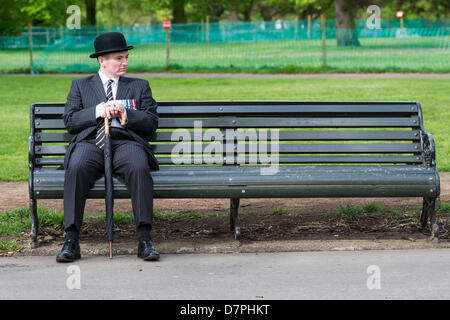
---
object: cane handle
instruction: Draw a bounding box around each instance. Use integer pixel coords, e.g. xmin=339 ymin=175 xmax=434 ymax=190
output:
xmin=120 ymin=112 xmax=126 ymax=126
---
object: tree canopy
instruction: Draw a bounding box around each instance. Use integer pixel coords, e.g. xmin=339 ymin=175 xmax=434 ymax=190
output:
xmin=1 ymin=0 xmax=448 ymax=35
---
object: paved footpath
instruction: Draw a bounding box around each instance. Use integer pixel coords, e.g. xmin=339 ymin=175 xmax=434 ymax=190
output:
xmin=1 ymin=249 xmax=450 ymax=300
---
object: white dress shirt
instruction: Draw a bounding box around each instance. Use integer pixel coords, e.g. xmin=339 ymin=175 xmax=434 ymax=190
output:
xmin=95 ymin=70 xmax=127 ymax=128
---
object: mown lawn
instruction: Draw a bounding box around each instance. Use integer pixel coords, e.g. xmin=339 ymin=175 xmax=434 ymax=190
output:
xmin=0 ymin=75 xmax=448 ymax=181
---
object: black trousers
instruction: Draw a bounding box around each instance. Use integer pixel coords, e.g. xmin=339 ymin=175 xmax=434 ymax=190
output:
xmin=63 ymin=128 xmax=154 ymax=232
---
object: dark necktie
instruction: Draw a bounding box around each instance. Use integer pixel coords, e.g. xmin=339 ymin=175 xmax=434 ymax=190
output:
xmin=96 ymin=79 xmax=114 ymax=150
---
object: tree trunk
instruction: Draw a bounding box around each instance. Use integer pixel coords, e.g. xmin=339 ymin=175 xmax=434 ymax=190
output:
xmin=259 ymin=4 xmax=275 ymax=21
xmin=334 ymin=0 xmax=360 ymax=46
xmin=173 ymin=0 xmax=187 ymax=23
xmin=241 ymin=0 xmax=254 ymax=22
xmin=85 ymin=0 xmax=96 ymax=26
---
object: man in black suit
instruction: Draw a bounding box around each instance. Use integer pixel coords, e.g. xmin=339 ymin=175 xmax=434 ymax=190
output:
xmin=56 ymin=32 xmax=160 ymax=262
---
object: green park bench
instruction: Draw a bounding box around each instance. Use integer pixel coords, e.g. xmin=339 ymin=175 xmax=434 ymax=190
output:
xmin=29 ymin=101 xmax=441 ymax=247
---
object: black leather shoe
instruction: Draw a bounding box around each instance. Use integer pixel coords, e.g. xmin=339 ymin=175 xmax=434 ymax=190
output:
xmin=138 ymin=240 xmax=160 ymax=261
xmin=56 ymin=239 xmax=81 ymax=263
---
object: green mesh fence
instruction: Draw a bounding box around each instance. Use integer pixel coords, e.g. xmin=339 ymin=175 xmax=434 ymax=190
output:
xmin=0 ymin=19 xmax=449 ymax=73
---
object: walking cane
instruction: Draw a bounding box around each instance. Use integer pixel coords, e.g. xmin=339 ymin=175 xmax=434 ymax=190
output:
xmin=104 ymin=112 xmax=126 ymax=259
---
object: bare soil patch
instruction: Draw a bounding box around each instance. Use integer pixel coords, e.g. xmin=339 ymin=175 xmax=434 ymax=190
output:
xmin=1 ymin=173 xmax=449 ymax=251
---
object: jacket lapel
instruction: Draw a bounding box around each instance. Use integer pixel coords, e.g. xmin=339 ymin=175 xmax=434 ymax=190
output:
xmin=116 ymin=76 xmax=131 ymax=100
xmin=91 ymin=73 xmax=107 ymax=102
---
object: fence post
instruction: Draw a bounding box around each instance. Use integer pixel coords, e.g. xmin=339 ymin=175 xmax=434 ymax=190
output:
xmin=27 ymin=22 xmax=34 ymax=74
xmin=321 ymin=14 xmax=327 ymax=68
xmin=307 ymin=15 xmax=311 ymax=39
xmin=206 ymin=15 xmax=210 ymax=43
xmin=166 ymin=28 xmax=170 ymax=69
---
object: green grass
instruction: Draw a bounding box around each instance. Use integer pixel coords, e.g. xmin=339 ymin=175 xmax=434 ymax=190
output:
xmin=0 ymin=207 xmax=64 ymax=237
xmin=0 ymin=240 xmax=20 ymax=251
xmin=336 ymin=204 xmax=364 ymax=221
xmin=389 ymin=209 xmax=403 ymax=220
xmin=336 ymin=201 xmax=387 ymax=220
xmin=154 ymin=210 xmax=201 ymax=219
xmin=0 ymin=75 xmax=449 ymax=181
xmin=362 ymin=202 xmax=384 ymax=216
xmin=270 ymin=207 xmax=288 ymax=215
xmin=438 ymin=202 xmax=450 ymax=214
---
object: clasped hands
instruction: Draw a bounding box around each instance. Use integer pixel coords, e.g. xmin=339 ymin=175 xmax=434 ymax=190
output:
xmin=100 ymin=100 xmax=125 ymax=119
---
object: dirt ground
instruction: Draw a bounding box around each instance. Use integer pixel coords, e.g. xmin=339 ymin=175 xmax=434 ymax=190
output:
xmin=1 ymin=173 xmax=449 ymax=251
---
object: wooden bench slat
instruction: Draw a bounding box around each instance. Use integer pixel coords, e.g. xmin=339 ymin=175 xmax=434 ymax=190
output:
xmin=35 ymin=140 xmax=423 ymax=155
xmin=36 ymin=143 xmax=422 ymax=156
xmin=35 ymin=117 xmax=420 ymax=130
xmin=35 ymin=130 xmax=421 ymax=143
xmin=243 ymin=143 xmax=423 ymax=154
xmin=35 ymin=154 xmax=422 ymax=166
xmin=159 ymin=117 xmax=420 ymax=128
xmin=33 ymin=103 xmax=419 ymax=117
xmin=33 ymin=184 xmax=436 ymax=199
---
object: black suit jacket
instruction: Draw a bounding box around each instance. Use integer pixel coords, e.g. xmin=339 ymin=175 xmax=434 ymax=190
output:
xmin=63 ymin=73 xmax=159 ymax=170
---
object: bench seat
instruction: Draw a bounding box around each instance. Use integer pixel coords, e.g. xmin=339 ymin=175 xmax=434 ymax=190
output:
xmin=29 ymin=101 xmax=441 ymax=246
xmin=33 ymin=165 xmax=439 ymax=199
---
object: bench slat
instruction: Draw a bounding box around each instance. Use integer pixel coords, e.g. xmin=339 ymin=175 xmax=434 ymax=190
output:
xmin=159 ymin=117 xmax=420 ymax=128
xmin=242 ymin=143 xmax=423 ymax=153
xmin=33 ymin=184 xmax=436 ymax=199
xmin=33 ymin=103 xmax=419 ymax=117
xmin=34 ymin=117 xmax=420 ymax=130
xmin=154 ymin=104 xmax=420 ymax=115
xmin=35 ymin=154 xmax=422 ymax=166
xmin=33 ymin=165 xmax=437 ymax=199
xmin=35 ymin=142 xmax=422 ymax=156
xmin=35 ymin=130 xmax=421 ymax=143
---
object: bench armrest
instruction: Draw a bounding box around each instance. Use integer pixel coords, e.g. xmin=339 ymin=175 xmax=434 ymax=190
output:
xmin=422 ymin=131 xmax=437 ymax=168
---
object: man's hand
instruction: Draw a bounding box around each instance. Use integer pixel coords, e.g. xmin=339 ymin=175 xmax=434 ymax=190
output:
xmin=101 ymin=101 xmax=125 ymax=119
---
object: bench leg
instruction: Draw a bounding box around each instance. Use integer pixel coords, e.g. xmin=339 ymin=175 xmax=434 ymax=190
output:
xmin=230 ymin=198 xmax=241 ymax=241
xmin=420 ymin=197 xmax=439 ymax=243
xmin=30 ymin=198 xmax=39 ymax=248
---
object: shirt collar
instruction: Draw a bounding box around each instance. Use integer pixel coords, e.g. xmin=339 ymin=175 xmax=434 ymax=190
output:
xmin=98 ymin=70 xmax=120 ymax=85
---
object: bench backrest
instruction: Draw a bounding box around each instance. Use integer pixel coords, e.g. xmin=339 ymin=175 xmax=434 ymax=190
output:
xmin=30 ymin=101 xmax=428 ymax=168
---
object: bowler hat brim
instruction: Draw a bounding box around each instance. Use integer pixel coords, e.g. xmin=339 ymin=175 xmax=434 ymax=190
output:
xmin=90 ymin=45 xmax=134 ymax=58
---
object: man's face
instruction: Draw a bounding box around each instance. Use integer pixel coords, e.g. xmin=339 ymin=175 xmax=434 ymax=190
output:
xmin=98 ymin=51 xmax=129 ymax=77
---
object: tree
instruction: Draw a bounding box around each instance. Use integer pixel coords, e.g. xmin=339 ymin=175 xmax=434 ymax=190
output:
xmin=334 ymin=0 xmax=360 ymax=46
xmin=85 ymin=0 xmax=96 ymax=25
xmin=173 ymin=0 xmax=187 ymax=23
xmin=394 ymin=0 xmax=449 ymax=19
xmin=0 ymin=1 xmax=25 ymax=35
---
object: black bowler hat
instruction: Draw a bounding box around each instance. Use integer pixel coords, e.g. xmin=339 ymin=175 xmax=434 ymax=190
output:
xmin=89 ymin=32 xmax=134 ymax=58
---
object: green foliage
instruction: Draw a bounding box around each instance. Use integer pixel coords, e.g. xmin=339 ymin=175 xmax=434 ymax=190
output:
xmin=0 ymin=240 xmax=20 ymax=251
xmin=362 ymin=202 xmax=384 ymax=216
xmin=270 ymin=207 xmax=288 ymax=215
xmin=154 ymin=210 xmax=201 ymax=219
xmin=0 ymin=207 xmax=64 ymax=237
xmin=438 ymin=202 xmax=450 ymax=214
xmin=389 ymin=209 xmax=403 ymax=220
xmin=336 ymin=204 xmax=363 ymax=220
xmin=1 ymin=0 xmax=448 ymax=34
xmin=337 ymin=202 xmax=386 ymax=220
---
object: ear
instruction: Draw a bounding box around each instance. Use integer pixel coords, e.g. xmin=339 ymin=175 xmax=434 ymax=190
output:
xmin=97 ymin=55 xmax=105 ymax=67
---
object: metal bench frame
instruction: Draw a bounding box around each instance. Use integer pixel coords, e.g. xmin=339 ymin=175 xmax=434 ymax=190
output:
xmin=29 ymin=101 xmax=441 ymax=247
